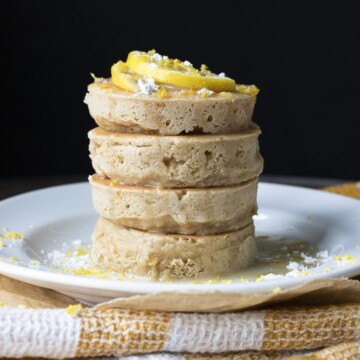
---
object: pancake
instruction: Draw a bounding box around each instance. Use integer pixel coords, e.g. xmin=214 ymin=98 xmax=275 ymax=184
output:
xmin=89 ymin=174 xmax=258 ymax=235
xmin=91 ymin=217 xmax=256 ymax=279
xmin=84 ymin=80 xmax=256 ymax=135
xmin=89 ymin=126 xmax=263 ymax=188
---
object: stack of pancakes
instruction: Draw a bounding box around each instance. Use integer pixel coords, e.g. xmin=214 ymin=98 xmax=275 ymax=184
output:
xmin=85 ymin=80 xmax=263 ymax=279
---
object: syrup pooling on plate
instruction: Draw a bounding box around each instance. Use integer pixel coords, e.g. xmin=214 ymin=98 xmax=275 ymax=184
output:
xmin=232 ymin=235 xmax=318 ymax=282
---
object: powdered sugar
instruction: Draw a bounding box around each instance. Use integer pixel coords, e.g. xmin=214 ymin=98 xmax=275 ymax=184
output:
xmin=138 ymin=77 xmax=159 ymax=95
xmin=149 ymin=52 xmax=163 ymax=62
xmin=197 ymin=88 xmax=214 ymax=97
xmin=300 ymin=252 xmax=318 ymax=264
xmin=287 ymin=261 xmax=300 ymax=270
xmin=45 ymin=239 xmax=90 ymax=269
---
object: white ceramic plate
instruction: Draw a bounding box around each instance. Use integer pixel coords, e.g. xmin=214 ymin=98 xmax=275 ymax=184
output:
xmin=0 ymin=182 xmax=360 ymax=305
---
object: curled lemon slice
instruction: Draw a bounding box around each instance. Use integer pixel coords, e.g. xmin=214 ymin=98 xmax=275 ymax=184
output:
xmin=111 ymin=61 xmax=140 ymax=92
xmin=126 ymin=50 xmax=236 ymax=92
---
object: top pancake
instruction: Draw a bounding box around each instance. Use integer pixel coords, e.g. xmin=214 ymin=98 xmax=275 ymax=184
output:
xmin=84 ymin=79 xmax=256 ymax=135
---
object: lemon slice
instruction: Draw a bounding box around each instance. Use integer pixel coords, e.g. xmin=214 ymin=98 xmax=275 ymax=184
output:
xmin=111 ymin=61 xmax=140 ymax=92
xmin=126 ymin=50 xmax=236 ymax=92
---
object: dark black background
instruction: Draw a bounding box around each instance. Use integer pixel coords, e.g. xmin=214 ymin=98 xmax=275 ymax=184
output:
xmin=1 ymin=0 xmax=359 ymax=180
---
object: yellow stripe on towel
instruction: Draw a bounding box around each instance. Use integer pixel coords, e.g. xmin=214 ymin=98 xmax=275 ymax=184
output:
xmin=262 ymin=304 xmax=360 ymax=351
xmin=76 ymin=308 xmax=171 ymax=357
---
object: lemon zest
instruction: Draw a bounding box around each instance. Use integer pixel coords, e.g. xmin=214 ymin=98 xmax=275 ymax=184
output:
xmin=110 ymin=179 xmax=119 ymax=187
xmin=66 ymin=304 xmax=82 ymax=317
xmin=5 ymin=231 xmax=24 ymax=240
xmin=342 ymin=254 xmax=356 ymax=261
xmin=235 ymin=84 xmax=260 ymax=96
xmin=157 ymin=87 xmax=170 ymax=98
xmin=207 ymin=275 xmax=221 ymax=284
xmin=76 ymin=248 xmax=88 ymax=256
xmin=30 ymin=259 xmax=41 ymax=266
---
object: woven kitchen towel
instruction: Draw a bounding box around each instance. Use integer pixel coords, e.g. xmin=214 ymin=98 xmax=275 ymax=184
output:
xmin=1 ymin=303 xmax=360 ymax=359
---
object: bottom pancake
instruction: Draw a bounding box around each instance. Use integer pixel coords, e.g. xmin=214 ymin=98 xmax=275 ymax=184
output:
xmin=91 ymin=217 xmax=256 ymax=280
